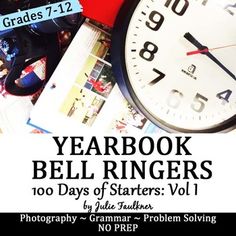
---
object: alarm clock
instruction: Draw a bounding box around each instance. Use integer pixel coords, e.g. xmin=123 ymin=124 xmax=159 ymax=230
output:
xmin=111 ymin=0 xmax=236 ymax=133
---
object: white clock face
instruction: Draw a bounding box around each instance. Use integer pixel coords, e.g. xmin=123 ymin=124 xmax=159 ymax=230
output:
xmin=122 ymin=0 xmax=236 ymax=132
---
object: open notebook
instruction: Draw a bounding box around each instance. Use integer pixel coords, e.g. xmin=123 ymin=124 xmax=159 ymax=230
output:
xmin=28 ymin=20 xmax=163 ymax=134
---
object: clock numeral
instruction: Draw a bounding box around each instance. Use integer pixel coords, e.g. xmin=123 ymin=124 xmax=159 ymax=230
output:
xmin=217 ymin=89 xmax=232 ymax=104
xmin=149 ymin=68 xmax=166 ymax=86
xmin=167 ymin=89 xmax=183 ymax=109
xmin=164 ymin=0 xmax=189 ymax=16
xmin=146 ymin=11 xmax=164 ymax=31
xmin=139 ymin=41 xmax=158 ymax=61
xmin=167 ymin=90 xmax=208 ymax=113
xmin=191 ymin=93 xmax=208 ymax=113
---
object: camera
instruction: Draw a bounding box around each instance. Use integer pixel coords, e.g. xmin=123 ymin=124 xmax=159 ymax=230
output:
xmin=0 ymin=0 xmax=84 ymax=96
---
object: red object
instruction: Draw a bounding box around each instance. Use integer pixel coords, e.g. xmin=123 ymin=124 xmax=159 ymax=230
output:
xmin=88 ymin=79 xmax=105 ymax=93
xmin=186 ymin=48 xmax=209 ymax=56
xmin=79 ymin=0 xmax=124 ymax=27
xmin=187 ymin=43 xmax=236 ymax=56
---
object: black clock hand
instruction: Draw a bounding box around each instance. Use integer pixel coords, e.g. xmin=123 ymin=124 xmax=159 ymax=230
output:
xmin=184 ymin=32 xmax=236 ymax=81
xmin=184 ymin=32 xmax=207 ymax=51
